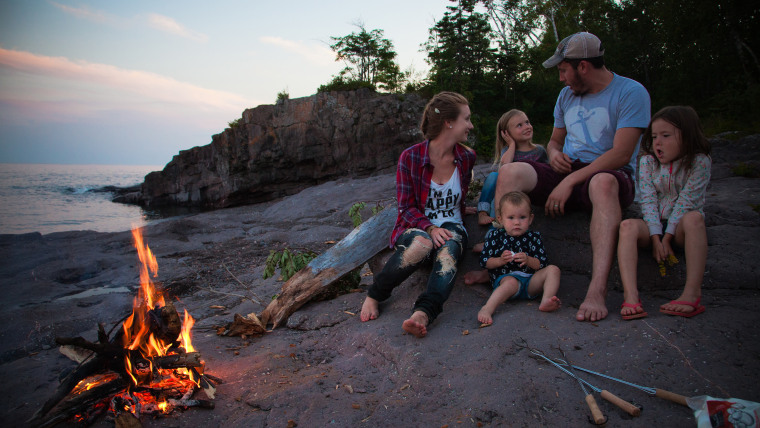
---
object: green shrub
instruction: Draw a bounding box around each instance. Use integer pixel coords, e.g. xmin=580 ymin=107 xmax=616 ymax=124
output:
xmin=318 ymin=76 xmax=376 ymax=93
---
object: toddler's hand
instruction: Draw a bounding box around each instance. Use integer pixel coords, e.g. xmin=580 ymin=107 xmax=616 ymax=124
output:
xmin=500 ymin=250 xmax=514 ymax=264
xmin=512 ymin=252 xmax=528 ymax=267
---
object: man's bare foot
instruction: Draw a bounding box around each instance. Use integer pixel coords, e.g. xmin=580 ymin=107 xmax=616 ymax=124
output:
xmin=402 ymin=311 xmax=428 ymax=337
xmin=477 ymin=307 xmax=494 ymax=325
xmin=478 ymin=211 xmax=493 ymax=225
xmin=576 ymin=292 xmax=608 ymax=322
xmin=539 ymin=296 xmax=561 ymax=312
xmin=360 ymin=296 xmax=379 ymax=322
xmin=472 ymin=242 xmax=484 ymax=253
xmin=464 ymin=269 xmax=490 ymax=285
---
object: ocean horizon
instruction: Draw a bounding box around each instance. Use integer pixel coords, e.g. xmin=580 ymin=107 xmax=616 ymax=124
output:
xmin=0 ymin=163 xmax=164 ymax=235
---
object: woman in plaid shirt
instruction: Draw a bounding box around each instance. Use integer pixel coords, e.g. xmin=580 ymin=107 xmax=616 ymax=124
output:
xmin=360 ymin=92 xmax=476 ymax=337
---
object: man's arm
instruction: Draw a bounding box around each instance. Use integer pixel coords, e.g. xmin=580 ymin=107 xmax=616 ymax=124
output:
xmin=545 ymin=127 xmax=643 ymax=216
xmin=560 ymin=127 xmax=643 ymax=187
xmin=546 ymin=127 xmax=570 ymax=174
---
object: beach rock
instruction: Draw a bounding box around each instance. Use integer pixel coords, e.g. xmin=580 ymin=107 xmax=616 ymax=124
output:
xmin=135 ymin=89 xmax=426 ymax=208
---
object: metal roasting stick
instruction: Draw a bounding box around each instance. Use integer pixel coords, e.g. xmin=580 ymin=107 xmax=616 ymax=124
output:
xmin=551 ymin=358 xmax=689 ymax=407
xmin=515 ymin=338 xmax=643 ymax=420
xmin=557 ymin=345 xmax=607 ymax=424
xmin=530 ymin=349 xmax=641 ymax=417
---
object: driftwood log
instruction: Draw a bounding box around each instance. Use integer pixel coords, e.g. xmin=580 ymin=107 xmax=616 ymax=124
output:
xmin=260 ymin=206 xmax=396 ymax=328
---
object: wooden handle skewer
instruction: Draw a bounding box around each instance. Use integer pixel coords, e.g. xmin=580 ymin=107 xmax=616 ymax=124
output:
xmin=585 ymin=393 xmax=606 ymax=424
xmin=600 ymin=389 xmax=641 ymax=416
xmin=553 ymin=359 xmax=690 ymax=408
xmin=655 ymin=388 xmax=689 ymax=406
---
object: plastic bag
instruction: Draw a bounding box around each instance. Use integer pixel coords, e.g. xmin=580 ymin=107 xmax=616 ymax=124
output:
xmin=687 ymin=395 xmax=760 ymax=428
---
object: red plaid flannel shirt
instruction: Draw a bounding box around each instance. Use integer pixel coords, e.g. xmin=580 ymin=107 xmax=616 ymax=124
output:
xmin=389 ymin=140 xmax=476 ymax=247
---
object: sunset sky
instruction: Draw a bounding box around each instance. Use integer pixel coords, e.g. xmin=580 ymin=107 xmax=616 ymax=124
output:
xmin=0 ymin=1 xmax=451 ymax=165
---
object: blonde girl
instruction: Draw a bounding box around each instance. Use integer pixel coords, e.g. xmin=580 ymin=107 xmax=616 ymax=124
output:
xmin=477 ymin=110 xmax=548 ymax=226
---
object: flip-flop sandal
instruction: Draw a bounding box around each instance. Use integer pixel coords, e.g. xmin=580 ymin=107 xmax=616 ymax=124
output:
xmin=659 ymin=297 xmax=706 ymax=318
xmin=621 ymin=301 xmax=648 ymax=320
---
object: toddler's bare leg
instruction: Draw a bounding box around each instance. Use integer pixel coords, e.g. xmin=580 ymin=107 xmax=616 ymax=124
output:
xmin=529 ymin=265 xmax=562 ymax=312
xmin=478 ymin=277 xmax=519 ymax=325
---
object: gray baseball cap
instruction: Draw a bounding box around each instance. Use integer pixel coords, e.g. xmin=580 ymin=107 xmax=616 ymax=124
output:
xmin=542 ymin=32 xmax=604 ymax=68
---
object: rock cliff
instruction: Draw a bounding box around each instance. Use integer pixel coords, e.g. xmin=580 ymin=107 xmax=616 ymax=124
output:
xmin=129 ymin=89 xmax=427 ymax=208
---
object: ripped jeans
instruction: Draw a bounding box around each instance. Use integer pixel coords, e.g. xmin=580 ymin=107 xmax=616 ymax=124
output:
xmin=367 ymin=222 xmax=468 ymax=323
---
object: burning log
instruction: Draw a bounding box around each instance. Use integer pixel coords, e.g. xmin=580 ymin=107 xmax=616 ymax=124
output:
xmin=34 ymin=372 xmax=126 ymax=428
xmin=152 ymin=351 xmax=203 ymax=369
xmin=148 ymin=301 xmax=182 ymax=344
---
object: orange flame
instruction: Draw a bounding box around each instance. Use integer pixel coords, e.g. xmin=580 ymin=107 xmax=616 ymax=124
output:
xmin=181 ymin=309 xmax=195 ymax=353
xmin=123 ymin=227 xmax=200 ymax=388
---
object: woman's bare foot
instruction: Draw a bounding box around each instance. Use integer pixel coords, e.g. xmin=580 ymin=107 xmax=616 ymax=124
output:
xmin=360 ymin=296 xmax=379 ymax=322
xmin=477 ymin=307 xmax=494 ymax=325
xmin=464 ymin=269 xmax=490 ymax=285
xmin=402 ymin=311 xmax=428 ymax=337
xmin=478 ymin=211 xmax=493 ymax=225
xmin=539 ymin=296 xmax=561 ymax=312
xmin=472 ymin=242 xmax=484 ymax=253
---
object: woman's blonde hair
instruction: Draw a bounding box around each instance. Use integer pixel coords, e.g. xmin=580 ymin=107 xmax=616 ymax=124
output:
xmin=493 ymin=109 xmax=526 ymax=164
xmin=420 ymin=91 xmax=469 ymax=141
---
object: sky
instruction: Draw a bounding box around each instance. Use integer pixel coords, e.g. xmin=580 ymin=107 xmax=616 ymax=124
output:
xmin=0 ymin=0 xmax=452 ymax=165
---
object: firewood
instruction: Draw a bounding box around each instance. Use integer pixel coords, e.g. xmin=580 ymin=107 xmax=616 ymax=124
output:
xmin=223 ymin=313 xmax=266 ymax=337
xmin=167 ymin=398 xmax=215 ymax=409
xmin=28 ymin=356 xmax=106 ymax=424
xmin=55 ymin=336 xmax=124 ymax=357
xmin=152 ymin=352 xmax=203 ymax=369
xmin=32 ymin=370 xmax=125 ymax=428
xmin=148 ymin=301 xmax=182 ymax=343
xmin=260 ymin=206 xmax=395 ymax=328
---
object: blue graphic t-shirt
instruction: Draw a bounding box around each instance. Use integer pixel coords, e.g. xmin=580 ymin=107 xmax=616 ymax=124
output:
xmin=554 ymin=73 xmax=651 ymax=173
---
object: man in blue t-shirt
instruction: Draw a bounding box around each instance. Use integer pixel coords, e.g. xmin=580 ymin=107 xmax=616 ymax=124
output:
xmin=484 ymin=32 xmax=651 ymax=322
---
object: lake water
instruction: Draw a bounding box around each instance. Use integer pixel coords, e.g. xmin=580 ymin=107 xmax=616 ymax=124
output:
xmin=0 ymin=163 xmax=163 ymax=235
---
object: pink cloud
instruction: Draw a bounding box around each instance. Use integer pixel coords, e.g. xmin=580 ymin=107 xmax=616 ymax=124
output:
xmin=0 ymin=47 xmax=253 ymax=123
xmin=146 ymin=13 xmax=208 ymax=42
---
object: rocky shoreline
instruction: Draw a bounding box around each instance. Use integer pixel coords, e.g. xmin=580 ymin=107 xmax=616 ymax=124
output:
xmin=1 ymin=135 xmax=759 ymax=427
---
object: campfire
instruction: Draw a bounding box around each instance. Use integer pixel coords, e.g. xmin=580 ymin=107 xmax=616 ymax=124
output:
xmin=30 ymin=227 xmax=219 ymax=427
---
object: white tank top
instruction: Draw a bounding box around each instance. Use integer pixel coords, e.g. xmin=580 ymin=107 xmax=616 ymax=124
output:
xmin=424 ymin=167 xmax=463 ymax=227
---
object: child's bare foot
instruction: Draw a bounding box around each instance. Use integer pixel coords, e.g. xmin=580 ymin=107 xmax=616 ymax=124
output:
xmin=477 ymin=307 xmax=494 ymax=325
xmin=360 ymin=296 xmax=379 ymax=322
xmin=478 ymin=211 xmax=493 ymax=225
xmin=539 ymin=296 xmax=561 ymax=312
xmin=402 ymin=311 xmax=428 ymax=337
xmin=472 ymin=242 xmax=484 ymax=253
xmin=464 ymin=269 xmax=490 ymax=285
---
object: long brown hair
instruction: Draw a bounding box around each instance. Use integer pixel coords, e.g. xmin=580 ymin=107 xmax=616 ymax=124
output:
xmin=420 ymin=91 xmax=469 ymax=141
xmin=642 ymin=106 xmax=711 ymax=174
xmin=493 ymin=109 xmax=527 ymax=164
